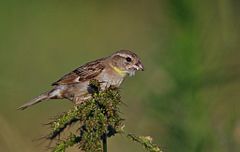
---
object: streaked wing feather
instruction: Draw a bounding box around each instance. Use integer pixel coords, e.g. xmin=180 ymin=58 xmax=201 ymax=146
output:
xmin=51 ymin=72 xmax=80 ymax=85
xmin=52 ymin=58 xmax=105 ymax=85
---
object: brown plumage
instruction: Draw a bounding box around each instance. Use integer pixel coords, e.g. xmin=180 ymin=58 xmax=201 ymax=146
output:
xmin=18 ymin=50 xmax=144 ymax=110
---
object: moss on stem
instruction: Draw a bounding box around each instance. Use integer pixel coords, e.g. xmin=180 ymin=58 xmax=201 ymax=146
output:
xmin=47 ymin=80 xmax=161 ymax=152
xmin=127 ymin=134 xmax=162 ymax=152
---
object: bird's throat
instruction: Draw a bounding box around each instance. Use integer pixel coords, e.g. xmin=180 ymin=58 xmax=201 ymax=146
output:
xmin=109 ymin=64 xmax=127 ymax=77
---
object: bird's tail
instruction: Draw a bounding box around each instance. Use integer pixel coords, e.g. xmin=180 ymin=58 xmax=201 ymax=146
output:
xmin=18 ymin=91 xmax=52 ymax=110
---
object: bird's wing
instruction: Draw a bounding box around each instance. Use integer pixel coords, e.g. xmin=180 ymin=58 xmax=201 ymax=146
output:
xmin=52 ymin=58 xmax=105 ymax=85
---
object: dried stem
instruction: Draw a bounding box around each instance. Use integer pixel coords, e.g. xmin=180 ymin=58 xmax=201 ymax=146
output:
xmin=102 ymin=133 xmax=107 ymax=152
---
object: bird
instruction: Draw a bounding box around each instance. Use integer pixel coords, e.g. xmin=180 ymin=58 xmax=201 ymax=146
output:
xmin=18 ymin=50 xmax=144 ymax=110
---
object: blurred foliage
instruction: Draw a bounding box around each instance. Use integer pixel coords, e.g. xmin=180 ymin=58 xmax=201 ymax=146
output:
xmin=0 ymin=0 xmax=240 ymax=152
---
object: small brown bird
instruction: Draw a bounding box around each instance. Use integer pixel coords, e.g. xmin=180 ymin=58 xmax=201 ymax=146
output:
xmin=18 ymin=50 xmax=144 ymax=110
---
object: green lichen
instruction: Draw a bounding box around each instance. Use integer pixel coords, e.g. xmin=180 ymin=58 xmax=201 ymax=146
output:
xmin=47 ymin=80 xmax=161 ymax=152
xmin=127 ymin=134 xmax=162 ymax=152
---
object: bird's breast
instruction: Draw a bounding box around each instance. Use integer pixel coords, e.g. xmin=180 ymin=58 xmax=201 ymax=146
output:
xmin=96 ymin=69 xmax=125 ymax=88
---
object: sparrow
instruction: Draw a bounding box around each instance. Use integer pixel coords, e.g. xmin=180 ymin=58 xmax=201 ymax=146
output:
xmin=18 ymin=50 xmax=144 ymax=110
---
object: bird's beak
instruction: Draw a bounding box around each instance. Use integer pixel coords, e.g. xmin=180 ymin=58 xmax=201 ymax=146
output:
xmin=134 ymin=61 xmax=144 ymax=71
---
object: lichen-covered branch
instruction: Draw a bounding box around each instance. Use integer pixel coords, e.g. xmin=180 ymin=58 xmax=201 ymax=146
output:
xmin=127 ymin=133 xmax=162 ymax=152
xmin=46 ymin=80 xmax=162 ymax=152
xmin=52 ymin=134 xmax=81 ymax=152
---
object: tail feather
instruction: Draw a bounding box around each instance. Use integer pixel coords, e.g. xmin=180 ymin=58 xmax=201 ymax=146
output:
xmin=18 ymin=91 xmax=50 ymax=110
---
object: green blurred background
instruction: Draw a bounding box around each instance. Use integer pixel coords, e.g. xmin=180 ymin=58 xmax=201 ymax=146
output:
xmin=0 ymin=0 xmax=240 ymax=152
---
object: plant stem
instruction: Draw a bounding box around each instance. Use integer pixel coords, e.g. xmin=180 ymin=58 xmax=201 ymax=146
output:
xmin=102 ymin=133 xmax=107 ymax=152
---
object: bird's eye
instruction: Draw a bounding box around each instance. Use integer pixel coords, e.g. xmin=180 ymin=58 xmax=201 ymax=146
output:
xmin=126 ymin=57 xmax=132 ymax=62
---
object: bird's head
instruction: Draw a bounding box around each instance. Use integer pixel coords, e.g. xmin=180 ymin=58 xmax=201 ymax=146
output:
xmin=109 ymin=50 xmax=144 ymax=77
